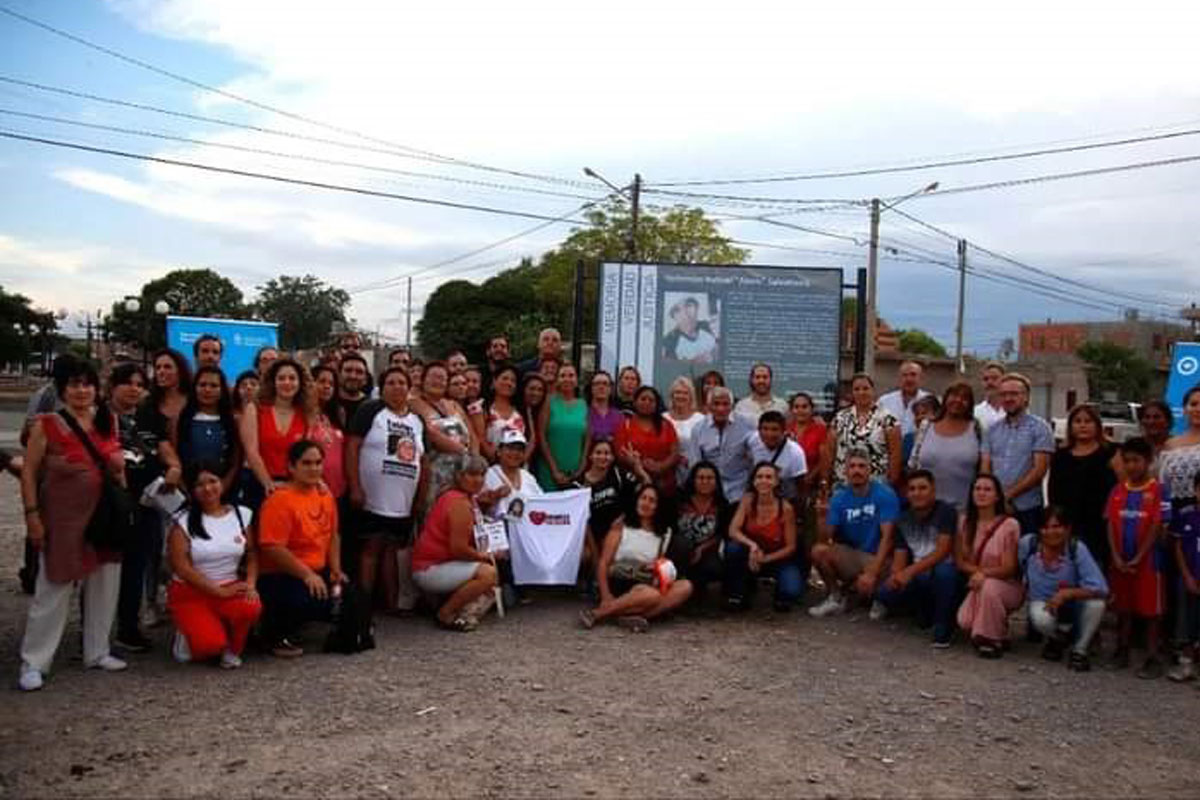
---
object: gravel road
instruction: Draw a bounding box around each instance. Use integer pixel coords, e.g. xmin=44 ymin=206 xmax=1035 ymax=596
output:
xmin=2 ymin=474 xmax=1199 ymax=798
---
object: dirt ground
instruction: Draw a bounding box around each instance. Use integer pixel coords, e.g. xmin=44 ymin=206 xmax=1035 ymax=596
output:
xmin=3 ymin=469 xmax=1200 ymax=798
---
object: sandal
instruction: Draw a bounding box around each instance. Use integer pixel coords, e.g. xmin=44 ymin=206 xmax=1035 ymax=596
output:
xmin=617 ymin=615 xmax=650 ymax=633
xmin=439 ymin=615 xmax=477 ymax=633
xmin=578 ymin=609 xmax=597 ymax=630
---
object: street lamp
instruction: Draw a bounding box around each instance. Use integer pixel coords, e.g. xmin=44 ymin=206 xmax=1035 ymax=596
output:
xmin=582 ymin=167 xmax=642 ymax=262
xmin=123 ymin=296 xmax=170 ymax=366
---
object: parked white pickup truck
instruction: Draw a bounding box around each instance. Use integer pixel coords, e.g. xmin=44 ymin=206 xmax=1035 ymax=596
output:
xmin=1052 ymin=401 xmax=1141 ymax=445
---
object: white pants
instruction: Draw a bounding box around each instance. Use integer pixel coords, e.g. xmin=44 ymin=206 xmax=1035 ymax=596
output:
xmin=20 ymin=557 xmax=121 ymax=673
xmin=1029 ymin=598 xmax=1105 ymax=655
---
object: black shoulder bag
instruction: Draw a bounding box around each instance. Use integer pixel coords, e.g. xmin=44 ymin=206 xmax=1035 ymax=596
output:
xmin=58 ymin=410 xmax=135 ymax=553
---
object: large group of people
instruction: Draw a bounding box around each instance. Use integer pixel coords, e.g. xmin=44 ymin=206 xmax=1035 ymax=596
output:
xmin=9 ymin=329 xmax=1200 ymax=696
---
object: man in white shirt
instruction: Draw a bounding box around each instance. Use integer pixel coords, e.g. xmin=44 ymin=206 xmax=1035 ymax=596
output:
xmin=973 ymin=361 xmax=1006 ymax=431
xmin=745 ymin=411 xmax=807 ymax=501
xmin=733 ymin=362 xmax=788 ymax=426
xmin=878 ymin=361 xmax=930 ymax=437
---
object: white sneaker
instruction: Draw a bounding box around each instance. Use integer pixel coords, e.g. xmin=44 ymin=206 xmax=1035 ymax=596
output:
xmin=172 ymin=632 xmax=191 ymax=664
xmin=808 ymin=594 xmax=845 ymax=618
xmin=869 ymin=600 xmax=888 ymax=621
xmin=18 ymin=667 xmax=44 ymax=692
xmin=85 ymin=654 xmax=128 ymax=672
xmin=1169 ymin=657 xmax=1195 ymax=683
xmin=219 ymin=650 xmax=243 ymax=670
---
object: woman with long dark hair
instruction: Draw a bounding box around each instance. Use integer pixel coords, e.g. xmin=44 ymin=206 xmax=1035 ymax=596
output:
xmin=481 ymin=364 xmax=528 ymax=463
xmin=174 ymin=366 xmax=241 ymax=496
xmin=724 ymin=462 xmax=800 ymax=611
xmin=18 ymin=360 xmax=126 ymax=691
xmin=575 ymin=437 xmax=650 ymax=577
xmin=671 ymin=461 xmax=729 ymax=590
xmin=310 ymin=364 xmax=347 ymax=501
xmin=166 ymin=461 xmax=261 ymax=668
xmin=580 ymin=484 xmax=693 ymax=632
xmin=615 ymin=385 xmax=680 ymax=497
xmin=908 ymin=382 xmax=981 ymax=512
xmin=411 ymin=361 xmax=475 ymax=517
xmin=240 ymin=358 xmax=316 ymax=502
xmin=955 ymin=473 xmax=1023 ymax=658
xmin=1047 ymin=404 xmax=1120 ymax=569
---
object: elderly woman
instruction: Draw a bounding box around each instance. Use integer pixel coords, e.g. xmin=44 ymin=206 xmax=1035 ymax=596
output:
xmin=19 ymin=360 xmax=127 ymax=691
xmin=580 ymin=484 xmax=693 ymax=632
xmin=411 ymin=454 xmax=498 ymax=631
xmin=166 ymin=461 xmax=262 ymax=668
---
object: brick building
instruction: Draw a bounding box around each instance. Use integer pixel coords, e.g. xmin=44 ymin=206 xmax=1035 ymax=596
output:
xmin=1019 ymin=311 xmax=1191 ymax=368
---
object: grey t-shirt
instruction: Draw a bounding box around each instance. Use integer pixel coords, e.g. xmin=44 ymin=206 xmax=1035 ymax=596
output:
xmin=910 ymin=422 xmax=981 ymax=511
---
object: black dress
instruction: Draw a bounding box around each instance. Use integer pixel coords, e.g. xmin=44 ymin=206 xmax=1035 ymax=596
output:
xmin=1048 ymin=444 xmax=1117 ymax=569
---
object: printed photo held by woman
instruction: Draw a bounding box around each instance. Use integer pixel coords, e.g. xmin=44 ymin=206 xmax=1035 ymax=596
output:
xmin=18 ymin=360 xmax=128 ymax=691
xmin=536 ymin=362 xmax=588 ymax=491
xmin=478 ymin=429 xmax=542 ymax=606
xmin=411 ymin=455 xmax=499 ymax=632
xmin=579 ymin=484 xmax=693 ymax=633
xmin=166 ymin=461 xmax=262 ymax=669
xmin=956 ymin=474 xmax=1024 ymax=658
xmin=345 ymin=367 xmax=425 ymax=615
xmin=824 ymin=373 xmax=901 ymax=490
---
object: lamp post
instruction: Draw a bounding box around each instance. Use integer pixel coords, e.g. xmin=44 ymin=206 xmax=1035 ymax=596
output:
xmin=582 ymin=167 xmax=642 ymax=262
xmin=124 ymin=296 xmax=171 ymax=367
xmin=11 ymin=322 xmax=26 ymax=375
xmin=864 ymin=181 xmax=940 ymax=375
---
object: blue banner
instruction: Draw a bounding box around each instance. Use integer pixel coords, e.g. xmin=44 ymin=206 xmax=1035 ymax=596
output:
xmin=166 ymin=315 xmax=278 ymax=380
xmin=1166 ymin=341 xmax=1200 ymax=434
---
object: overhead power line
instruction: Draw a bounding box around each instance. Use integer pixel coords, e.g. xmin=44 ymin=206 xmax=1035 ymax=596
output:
xmin=0 ymin=129 xmax=609 ymax=224
xmin=0 ymin=106 xmax=597 ymax=202
xmin=0 ymin=4 xmax=583 ymax=188
xmin=882 ymin=204 xmax=1180 ymax=310
xmin=652 ymin=127 xmax=1200 ymax=187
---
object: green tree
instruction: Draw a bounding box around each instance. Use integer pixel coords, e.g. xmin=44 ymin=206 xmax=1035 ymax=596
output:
xmin=254 ymin=274 xmax=351 ymax=351
xmin=418 ymin=203 xmax=748 ymax=358
xmin=0 ymin=285 xmax=46 ymax=367
xmin=897 ymin=328 xmax=949 ymax=358
xmin=1077 ymin=340 xmax=1154 ymax=400
xmin=106 ymin=268 xmax=246 ymax=350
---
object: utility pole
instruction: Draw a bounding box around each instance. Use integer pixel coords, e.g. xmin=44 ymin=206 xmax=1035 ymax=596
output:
xmin=628 ymin=173 xmax=642 ymax=262
xmin=954 ymin=239 xmax=967 ymax=373
xmin=405 ymin=276 xmax=413 ymax=347
xmin=863 ymin=198 xmax=881 ymax=375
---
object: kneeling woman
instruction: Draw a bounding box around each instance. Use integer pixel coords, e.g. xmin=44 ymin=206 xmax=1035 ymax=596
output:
xmin=956 ymin=474 xmax=1023 ymax=658
xmin=581 ymin=484 xmax=693 ymax=632
xmin=411 ymin=454 xmax=498 ymax=632
xmin=167 ymin=462 xmax=262 ymax=668
xmin=257 ymin=440 xmax=371 ymax=656
xmin=723 ymin=462 xmax=801 ymax=611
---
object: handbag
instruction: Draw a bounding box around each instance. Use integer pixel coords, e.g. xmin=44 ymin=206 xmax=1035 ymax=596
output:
xmin=58 ymin=410 xmax=135 ymax=553
xmin=609 ymin=525 xmax=673 ymax=584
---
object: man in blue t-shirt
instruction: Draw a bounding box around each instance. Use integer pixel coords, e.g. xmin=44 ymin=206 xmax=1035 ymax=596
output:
xmin=874 ymin=469 xmax=961 ymax=646
xmin=810 ymin=449 xmax=900 ymax=618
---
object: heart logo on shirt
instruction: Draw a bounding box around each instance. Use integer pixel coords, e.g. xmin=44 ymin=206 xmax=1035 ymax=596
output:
xmin=529 ymin=511 xmax=547 ymax=525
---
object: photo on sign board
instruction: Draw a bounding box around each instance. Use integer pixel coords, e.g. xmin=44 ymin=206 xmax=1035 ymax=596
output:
xmin=660 ymin=292 xmax=721 ymax=366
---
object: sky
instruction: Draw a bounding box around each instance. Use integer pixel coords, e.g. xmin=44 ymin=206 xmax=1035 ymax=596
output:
xmin=1 ymin=0 xmax=1198 ymax=356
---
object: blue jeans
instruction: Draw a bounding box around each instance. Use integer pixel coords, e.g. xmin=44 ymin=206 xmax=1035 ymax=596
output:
xmin=875 ymin=560 xmax=960 ymax=644
xmin=723 ymin=541 xmax=803 ymax=605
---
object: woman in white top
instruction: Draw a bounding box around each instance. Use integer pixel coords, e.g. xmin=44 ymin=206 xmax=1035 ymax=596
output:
xmin=579 ymin=484 xmax=693 ymax=632
xmin=345 ymin=367 xmax=426 ymax=612
xmin=479 ymin=429 xmax=543 ymax=521
xmin=166 ymin=461 xmax=262 ymax=669
xmin=664 ymin=376 xmax=706 ymax=485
